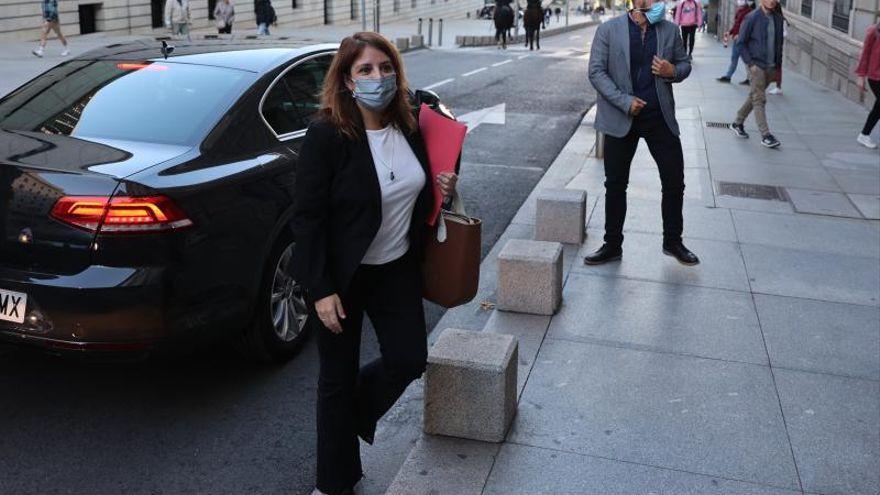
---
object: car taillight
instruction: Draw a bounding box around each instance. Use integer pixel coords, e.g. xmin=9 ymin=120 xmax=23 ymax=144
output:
xmin=50 ymin=195 xmax=193 ymax=234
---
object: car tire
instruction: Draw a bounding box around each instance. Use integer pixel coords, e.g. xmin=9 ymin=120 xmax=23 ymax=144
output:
xmin=238 ymin=232 xmax=310 ymax=363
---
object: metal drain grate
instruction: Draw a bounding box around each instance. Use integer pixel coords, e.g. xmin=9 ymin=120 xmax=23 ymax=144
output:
xmin=715 ymin=181 xmax=789 ymax=201
xmin=705 ymin=121 xmax=731 ymax=129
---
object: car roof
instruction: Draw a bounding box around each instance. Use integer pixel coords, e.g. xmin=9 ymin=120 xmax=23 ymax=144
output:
xmin=76 ymin=39 xmax=339 ymax=73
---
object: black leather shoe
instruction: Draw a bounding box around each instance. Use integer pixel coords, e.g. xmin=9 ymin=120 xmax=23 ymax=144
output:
xmin=583 ymin=244 xmax=622 ymax=265
xmin=663 ymin=242 xmax=700 ymax=266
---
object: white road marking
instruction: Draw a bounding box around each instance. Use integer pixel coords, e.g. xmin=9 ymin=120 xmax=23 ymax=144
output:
xmin=569 ymin=35 xmax=582 ymax=39
xmin=462 ymin=67 xmax=488 ymax=77
xmin=491 ymin=59 xmax=513 ymax=67
xmin=517 ymin=54 xmax=530 ymax=59
xmin=423 ymin=78 xmax=454 ymax=90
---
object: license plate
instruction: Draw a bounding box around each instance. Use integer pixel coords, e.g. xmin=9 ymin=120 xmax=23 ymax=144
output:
xmin=0 ymin=288 xmax=27 ymax=325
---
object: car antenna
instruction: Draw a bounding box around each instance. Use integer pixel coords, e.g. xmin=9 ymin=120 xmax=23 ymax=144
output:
xmin=161 ymin=40 xmax=175 ymax=59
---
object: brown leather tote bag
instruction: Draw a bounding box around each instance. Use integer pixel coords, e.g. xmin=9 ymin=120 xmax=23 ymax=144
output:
xmin=422 ymin=192 xmax=482 ymax=308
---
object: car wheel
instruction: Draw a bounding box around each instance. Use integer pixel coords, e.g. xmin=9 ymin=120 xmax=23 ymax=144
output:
xmin=239 ymin=234 xmax=310 ymax=363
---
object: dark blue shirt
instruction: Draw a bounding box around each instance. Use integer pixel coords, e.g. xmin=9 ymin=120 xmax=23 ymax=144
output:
xmin=628 ymin=15 xmax=660 ymax=119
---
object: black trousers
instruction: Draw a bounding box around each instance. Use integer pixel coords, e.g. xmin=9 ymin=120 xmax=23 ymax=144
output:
xmin=862 ymin=78 xmax=880 ymax=136
xmin=218 ymin=24 xmax=232 ymax=34
xmin=603 ymin=113 xmax=685 ymax=247
xmin=315 ymin=250 xmax=427 ymax=495
xmin=680 ymin=25 xmax=697 ymax=55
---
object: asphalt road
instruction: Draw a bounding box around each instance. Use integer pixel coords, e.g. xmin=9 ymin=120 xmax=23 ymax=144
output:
xmin=0 ymin=26 xmax=597 ymax=495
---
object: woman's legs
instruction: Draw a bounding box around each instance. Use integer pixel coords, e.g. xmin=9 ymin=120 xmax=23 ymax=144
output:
xmin=356 ymin=251 xmax=427 ymax=442
xmin=681 ymin=26 xmax=696 ymax=56
xmin=50 ymin=21 xmax=67 ymax=46
xmin=861 ymin=79 xmax=880 ymax=137
xmin=315 ymin=277 xmax=367 ymax=495
xmin=314 ymin=251 xmax=427 ymax=495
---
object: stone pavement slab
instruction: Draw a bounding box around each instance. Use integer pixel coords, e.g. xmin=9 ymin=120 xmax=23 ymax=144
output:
xmin=754 ymin=294 xmax=880 ymax=380
xmin=730 ymin=209 xmax=880 ymax=258
xmin=386 ymin=435 xmax=499 ymax=495
xmin=483 ymin=443 xmax=803 ymax=495
xmin=573 ymin=230 xmax=752 ymax=293
xmin=483 ymin=311 xmax=551 ymax=398
xmin=507 ymin=339 xmax=800 ymax=490
xmin=588 ymin=196 xmax=738 ymax=242
xmin=548 ymin=273 xmax=767 ymax=364
xmin=786 ymin=188 xmax=864 ymax=218
xmin=848 ymin=193 xmax=880 ymax=219
xmin=740 ymin=243 xmax=880 ymax=307
xmin=774 ymin=369 xmax=880 ymax=495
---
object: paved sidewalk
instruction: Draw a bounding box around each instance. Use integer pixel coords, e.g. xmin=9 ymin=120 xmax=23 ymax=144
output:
xmin=384 ymin=32 xmax=879 ymax=495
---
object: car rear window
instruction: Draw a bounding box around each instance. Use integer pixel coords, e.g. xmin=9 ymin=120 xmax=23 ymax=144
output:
xmin=0 ymin=60 xmax=253 ymax=146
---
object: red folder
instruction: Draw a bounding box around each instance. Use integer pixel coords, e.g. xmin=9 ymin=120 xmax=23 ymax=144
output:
xmin=418 ymin=103 xmax=468 ymax=226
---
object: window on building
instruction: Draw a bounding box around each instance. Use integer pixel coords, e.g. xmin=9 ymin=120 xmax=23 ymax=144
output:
xmin=208 ymin=0 xmax=216 ymax=19
xmin=831 ymin=0 xmax=851 ymax=32
xmin=800 ymin=0 xmax=812 ymax=17
xmin=292 ymin=0 xmax=297 ymax=8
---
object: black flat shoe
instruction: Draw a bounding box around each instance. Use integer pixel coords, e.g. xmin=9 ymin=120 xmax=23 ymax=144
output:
xmin=583 ymin=244 xmax=622 ymax=265
xmin=663 ymin=242 xmax=700 ymax=266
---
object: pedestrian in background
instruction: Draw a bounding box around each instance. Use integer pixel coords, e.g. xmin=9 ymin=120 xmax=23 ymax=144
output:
xmin=855 ymin=21 xmax=880 ymax=149
xmin=729 ymin=0 xmax=783 ymax=148
xmin=767 ymin=3 xmax=787 ymax=95
xmin=254 ymin=0 xmax=275 ymax=35
xmin=586 ymin=0 xmax=700 ymax=267
xmin=291 ymin=32 xmax=458 ymax=495
xmin=674 ymin=0 xmax=702 ymax=59
xmin=32 ymin=0 xmax=69 ymax=58
xmin=214 ymin=0 xmax=235 ymax=34
xmin=698 ymin=0 xmax=708 ymax=32
xmin=717 ymin=0 xmax=752 ymax=82
xmin=164 ymin=0 xmax=192 ymax=40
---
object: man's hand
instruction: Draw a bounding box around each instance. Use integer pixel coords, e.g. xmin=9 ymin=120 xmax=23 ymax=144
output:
xmin=629 ymin=97 xmax=647 ymax=116
xmin=651 ymin=56 xmax=676 ymax=78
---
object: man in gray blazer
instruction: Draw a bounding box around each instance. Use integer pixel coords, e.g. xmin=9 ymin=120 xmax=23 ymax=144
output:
xmin=585 ymin=0 xmax=700 ymax=266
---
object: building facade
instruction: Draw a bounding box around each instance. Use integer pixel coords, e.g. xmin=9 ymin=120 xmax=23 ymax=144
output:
xmin=0 ymin=0 xmax=483 ymax=41
xmin=717 ymin=0 xmax=879 ymax=108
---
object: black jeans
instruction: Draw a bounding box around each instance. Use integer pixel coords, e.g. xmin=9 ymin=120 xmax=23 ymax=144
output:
xmin=862 ymin=78 xmax=880 ymax=136
xmin=603 ymin=113 xmax=685 ymax=247
xmin=218 ymin=24 xmax=232 ymax=34
xmin=680 ymin=25 xmax=697 ymax=55
xmin=315 ymin=250 xmax=427 ymax=495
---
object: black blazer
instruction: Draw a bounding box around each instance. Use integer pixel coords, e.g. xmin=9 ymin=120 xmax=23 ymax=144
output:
xmin=290 ymin=118 xmax=435 ymax=303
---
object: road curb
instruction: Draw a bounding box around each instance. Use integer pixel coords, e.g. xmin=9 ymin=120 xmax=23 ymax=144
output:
xmin=379 ymin=104 xmax=597 ymax=494
xmin=455 ymin=21 xmax=599 ymax=48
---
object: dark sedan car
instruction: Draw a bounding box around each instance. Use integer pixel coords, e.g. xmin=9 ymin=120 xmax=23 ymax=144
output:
xmin=0 ymin=40 xmax=346 ymax=361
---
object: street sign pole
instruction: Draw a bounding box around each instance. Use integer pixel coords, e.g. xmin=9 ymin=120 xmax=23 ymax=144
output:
xmin=565 ymin=0 xmax=569 ymax=26
xmin=361 ymin=0 xmax=367 ymax=30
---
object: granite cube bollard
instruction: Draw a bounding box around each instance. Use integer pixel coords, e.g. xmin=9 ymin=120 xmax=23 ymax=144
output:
xmin=395 ymin=37 xmax=410 ymax=51
xmin=424 ymin=328 xmax=518 ymax=442
xmin=535 ymin=188 xmax=587 ymax=244
xmin=497 ymin=239 xmax=563 ymax=315
xmin=410 ymin=34 xmax=424 ymax=48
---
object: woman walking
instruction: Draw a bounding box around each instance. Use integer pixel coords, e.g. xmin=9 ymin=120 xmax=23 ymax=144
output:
xmin=674 ymin=0 xmax=703 ymax=58
xmin=291 ymin=32 xmax=458 ymax=495
xmin=32 ymin=0 xmax=69 ymax=58
xmin=254 ymin=0 xmax=275 ymax=35
xmin=163 ymin=0 xmax=191 ymax=40
xmin=856 ymin=21 xmax=880 ymax=149
xmin=213 ymin=0 xmax=235 ymax=34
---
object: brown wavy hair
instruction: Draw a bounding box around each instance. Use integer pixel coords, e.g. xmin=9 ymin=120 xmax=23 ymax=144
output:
xmin=318 ymin=32 xmax=417 ymax=140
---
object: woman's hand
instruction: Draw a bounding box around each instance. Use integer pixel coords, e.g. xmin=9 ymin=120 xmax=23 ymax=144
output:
xmin=436 ymin=173 xmax=458 ymax=199
xmin=857 ymin=76 xmax=866 ymax=92
xmin=315 ymin=294 xmax=346 ymax=334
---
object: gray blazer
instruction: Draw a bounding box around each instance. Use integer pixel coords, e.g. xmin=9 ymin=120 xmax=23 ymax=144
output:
xmin=588 ymin=14 xmax=691 ymax=138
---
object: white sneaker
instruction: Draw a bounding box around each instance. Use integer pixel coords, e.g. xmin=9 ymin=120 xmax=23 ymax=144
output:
xmin=61 ymin=47 xmax=69 ymax=56
xmin=857 ymin=133 xmax=878 ymax=149
xmin=767 ymin=86 xmax=782 ymax=95
xmin=32 ymin=47 xmax=43 ymax=58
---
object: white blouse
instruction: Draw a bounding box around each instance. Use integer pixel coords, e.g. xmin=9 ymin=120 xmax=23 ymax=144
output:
xmin=361 ymin=125 xmax=426 ymax=265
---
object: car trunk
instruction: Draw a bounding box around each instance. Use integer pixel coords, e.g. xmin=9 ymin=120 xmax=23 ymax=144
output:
xmin=0 ymin=130 xmax=180 ymax=274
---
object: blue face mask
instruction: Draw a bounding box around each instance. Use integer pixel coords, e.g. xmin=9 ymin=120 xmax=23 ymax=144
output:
xmin=352 ymin=74 xmax=398 ymax=112
xmin=644 ymin=2 xmax=667 ymax=24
